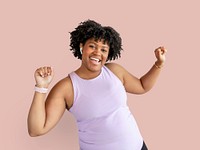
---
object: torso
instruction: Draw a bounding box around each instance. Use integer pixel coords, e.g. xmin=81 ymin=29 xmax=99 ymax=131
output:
xmin=63 ymin=63 xmax=124 ymax=110
xmin=67 ymin=63 xmax=143 ymax=149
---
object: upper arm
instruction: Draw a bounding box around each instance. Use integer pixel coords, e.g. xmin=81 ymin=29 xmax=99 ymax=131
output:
xmin=106 ymin=63 xmax=146 ymax=94
xmin=43 ymin=77 xmax=72 ymax=133
xmin=122 ymin=69 xmax=146 ymax=94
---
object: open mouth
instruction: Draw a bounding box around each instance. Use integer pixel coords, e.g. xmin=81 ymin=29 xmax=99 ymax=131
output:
xmin=90 ymin=57 xmax=101 ymax=64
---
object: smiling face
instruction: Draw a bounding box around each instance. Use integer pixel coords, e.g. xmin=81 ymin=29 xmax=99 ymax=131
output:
xmin=78 ymin=38 xmax=109 ymax=77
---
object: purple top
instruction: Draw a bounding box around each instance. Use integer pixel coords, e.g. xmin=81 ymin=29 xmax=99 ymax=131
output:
xmin=69 ymin=66 xmax=143 ymax=150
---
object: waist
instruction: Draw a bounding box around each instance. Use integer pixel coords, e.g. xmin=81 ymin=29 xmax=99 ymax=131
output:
xmin=77 ymin=107 xmax=142 ymax=144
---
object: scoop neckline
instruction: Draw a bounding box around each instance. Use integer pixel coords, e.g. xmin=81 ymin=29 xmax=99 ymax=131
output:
xmin=73 ymin=67 xmax=104 ymax=81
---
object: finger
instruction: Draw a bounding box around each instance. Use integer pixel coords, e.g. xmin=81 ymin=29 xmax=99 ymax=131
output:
xmin=43 ymin=67 xmax=49 ymax=77
xmin=156 ymin=46 xmax=166 ymax=55
xmin=158 ymin=49 xmax=163 ymax=56
xmin=35 ymin=68 xmax=41 ymax=76
xmin=155 ymin=47 xmax=161 ymax=55
xmin=160 ymin=47 xmax=167 ymax=55
xmin=47 ymin=66 xmax=52 ymax=76
xmin=35 ymin=66 xmax=52 ymax=77
xmin=162 ymin=47 xmax=167 ymax=54
xmin=155 ymin=47 xmax=161 ymax=52
xmin=36 ymin=67 xmax=46 ymax=77
xmin=39 ymin=67 xmax=45 ymax=77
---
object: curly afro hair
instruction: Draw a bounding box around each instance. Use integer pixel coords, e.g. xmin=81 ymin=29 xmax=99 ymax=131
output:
xmin=69 ymin=20 xmax=123 ymax=61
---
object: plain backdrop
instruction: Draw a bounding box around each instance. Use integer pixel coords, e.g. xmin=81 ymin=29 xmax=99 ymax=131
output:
xmin=0 ymin=0 xmax=199 ymax=149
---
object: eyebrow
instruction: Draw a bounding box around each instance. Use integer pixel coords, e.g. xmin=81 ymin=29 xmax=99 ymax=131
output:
xmin=89 ymin=41 xmax=109 ymax=49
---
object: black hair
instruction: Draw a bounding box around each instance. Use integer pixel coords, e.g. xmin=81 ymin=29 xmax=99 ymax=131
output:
xmin=69 ymin=20 xmax=123 ymax=61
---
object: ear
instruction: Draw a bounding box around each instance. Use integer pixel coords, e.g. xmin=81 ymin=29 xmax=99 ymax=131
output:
xmin=79 ymin=43 xmax=83 ymax=55
xmin=80 ymin=43 xmax=83 ymax=49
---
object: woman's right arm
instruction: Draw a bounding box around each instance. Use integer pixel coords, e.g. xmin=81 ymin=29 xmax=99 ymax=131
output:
xmin=27 ymin=67 xmax=67 ymax=137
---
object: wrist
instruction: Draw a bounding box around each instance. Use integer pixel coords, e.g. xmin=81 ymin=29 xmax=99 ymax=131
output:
xmin=154 ymin=61 xmax=164 ymax=69
xmin=35 ymin=83 xmax=49 ymax=88
xmin=34 ymin=86 xmax=48 ymax=94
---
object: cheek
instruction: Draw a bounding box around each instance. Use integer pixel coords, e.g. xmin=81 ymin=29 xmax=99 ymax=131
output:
xmin=102 ymin=53 xmax=109 ymax=61
xmin=82 ymin=49 xmax=91 ymax=57
xmin=105 ymin=52 xmax=109 ymax=58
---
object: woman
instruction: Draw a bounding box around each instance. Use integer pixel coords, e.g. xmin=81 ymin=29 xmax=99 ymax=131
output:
xmin=27 ymin=20 xmax=167 ymax=150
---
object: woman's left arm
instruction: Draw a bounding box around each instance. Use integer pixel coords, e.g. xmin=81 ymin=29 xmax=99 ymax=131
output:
xmin=106 ymin=46 xmax=167 ymax=94
xmin=139 ymin=46 xmax=167 ymax=93
xmin=121 ymin=46 xmax=167 ymax=94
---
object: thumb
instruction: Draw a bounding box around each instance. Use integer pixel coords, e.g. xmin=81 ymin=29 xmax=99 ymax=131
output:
xmin=155 ymin=47 xmax=162 ymax=58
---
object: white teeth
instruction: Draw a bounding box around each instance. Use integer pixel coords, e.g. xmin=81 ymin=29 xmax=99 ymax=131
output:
xmin=90 ymin=57 xmax=100 ymax=62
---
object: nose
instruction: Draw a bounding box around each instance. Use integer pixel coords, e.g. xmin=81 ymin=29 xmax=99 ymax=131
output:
xmin=93 ymin=48 xmax=101 ymax=55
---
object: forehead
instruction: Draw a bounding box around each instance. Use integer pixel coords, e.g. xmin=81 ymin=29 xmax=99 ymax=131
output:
xmin=86 ymin=38 xmax=109 ymax=48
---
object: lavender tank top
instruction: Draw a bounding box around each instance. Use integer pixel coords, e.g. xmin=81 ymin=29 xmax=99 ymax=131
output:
xmin=69 ymin=66 xmax=143 ymax=150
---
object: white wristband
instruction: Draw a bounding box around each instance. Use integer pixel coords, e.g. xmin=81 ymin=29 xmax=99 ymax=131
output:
xmin=34 ymin=86 xmax=48 ymax=93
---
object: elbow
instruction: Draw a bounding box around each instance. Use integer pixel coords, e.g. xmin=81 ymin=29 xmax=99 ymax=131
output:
xmin=28 ymin=132 xmax=39 ymax=137
xmin=27 ymin=122 xmax=48 ymax=137
xmin=141 ymin=87 xmax=152 ymax=94
xmin=134 ymin=89 xmax=148 ymax=95
xmin=28 ymin=128 xmax=46 ymax=137
xmin=140 ymin=80 xmax=152 ymax=94
xmin=28 ymin=130 xmax=43 ymax=137
xmin=136 ymin=88 xmax=151 ymax=95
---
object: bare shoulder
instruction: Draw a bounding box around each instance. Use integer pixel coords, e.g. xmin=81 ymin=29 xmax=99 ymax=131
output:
xmin=51 ymin=76 xmax=72 ymax=93
xmin=105 ymin=62 xmax=124 ymax=70
xmin=105 ymin=62 xmax=127 ymax=74
xmin=105 ymin=63 xmax=126 ymax=84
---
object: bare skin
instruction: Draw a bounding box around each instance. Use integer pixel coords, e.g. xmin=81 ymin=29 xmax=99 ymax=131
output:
xmin=27 ymin=38 xmax=167 ymax=136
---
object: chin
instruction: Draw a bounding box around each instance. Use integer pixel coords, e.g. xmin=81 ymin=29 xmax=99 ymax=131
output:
xmin=88 ymin=65 xmax=103 ymax=72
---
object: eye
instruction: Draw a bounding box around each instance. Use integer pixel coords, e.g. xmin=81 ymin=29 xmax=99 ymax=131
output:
xmin=101 ymin=49 xmax=108 ymax=53
xmin=89 ymin=45 xmax=96 ymax=49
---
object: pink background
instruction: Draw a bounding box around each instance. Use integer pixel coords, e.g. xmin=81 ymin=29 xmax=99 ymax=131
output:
xmin=1 ymin=0 xmax=199 ymax=149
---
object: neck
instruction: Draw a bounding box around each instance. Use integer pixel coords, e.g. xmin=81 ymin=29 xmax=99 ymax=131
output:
xmin=75 ymin=65 xmax=102 ymax=80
